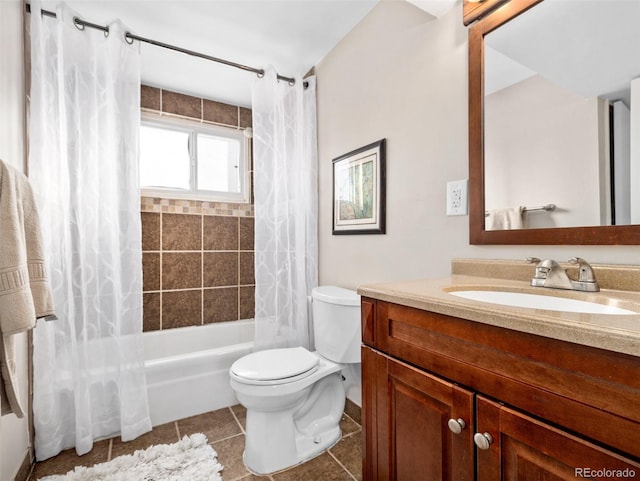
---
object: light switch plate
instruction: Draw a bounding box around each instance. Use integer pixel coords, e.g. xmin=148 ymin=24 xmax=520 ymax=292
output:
xmin=446 ymin=179 xmax=468 ymax=216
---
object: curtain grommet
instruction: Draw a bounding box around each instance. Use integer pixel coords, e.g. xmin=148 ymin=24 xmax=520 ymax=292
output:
xmin=73 ymin=17 xmax=85 ymax=30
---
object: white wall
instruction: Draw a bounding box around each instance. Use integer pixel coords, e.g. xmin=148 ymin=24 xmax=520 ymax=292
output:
xmin=485 ymin=75 xmax=602 ymax=229
xmin=630 ymin=78 xmax=640 ymax=224
xmin=317 ymin=0 xmax=470 ymax=289
xmin=317 ymin=0 xmax=640 ymax=293
xmin=1 ymin=1 xmax=26 ymax=173
xmin=0 ymin=1 xmax=32 ymax=481
xmin=612 ymin=100 xmax=631 ymax=225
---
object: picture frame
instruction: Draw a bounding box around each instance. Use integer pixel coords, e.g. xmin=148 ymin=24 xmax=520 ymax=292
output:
xmin=332 ymin=139 xmax=386 ymax=235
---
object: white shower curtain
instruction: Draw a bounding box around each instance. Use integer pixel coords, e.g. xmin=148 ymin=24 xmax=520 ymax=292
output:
xmin=251 ymin=68 xmax=318 ymax=351
xmin=28 ymin=1 xmax=151 ymax=460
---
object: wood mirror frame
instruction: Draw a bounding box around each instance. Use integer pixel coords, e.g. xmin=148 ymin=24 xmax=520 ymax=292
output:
xmin=463 ymin=0 xmax=510 ymax=26
xmin=468 ymin=0 xmax=640 ymax=245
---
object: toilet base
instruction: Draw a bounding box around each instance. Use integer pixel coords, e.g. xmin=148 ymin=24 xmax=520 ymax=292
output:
xmin=241 ymin=372 xmax=345 ymax=475
xmin=243 ymin=425 xmax=341 ymax=476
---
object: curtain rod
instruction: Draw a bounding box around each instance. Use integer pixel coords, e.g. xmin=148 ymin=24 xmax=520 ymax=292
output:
xmin=26 ymin=4 xmax=299 ymax=86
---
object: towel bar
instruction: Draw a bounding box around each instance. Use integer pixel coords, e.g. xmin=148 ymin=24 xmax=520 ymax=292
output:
xmin=485 ymin=204 xmax=556 ymax=217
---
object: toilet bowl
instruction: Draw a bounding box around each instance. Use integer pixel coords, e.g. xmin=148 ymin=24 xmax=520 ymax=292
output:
xmin=229 ymin=286 xmax=361 ymax=475
xmin=230 ymin=348 xmax=345 ymax=474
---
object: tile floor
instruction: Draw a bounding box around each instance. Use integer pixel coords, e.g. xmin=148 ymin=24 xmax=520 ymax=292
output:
xmin=28 ymin=401 xmax=362 ymax=481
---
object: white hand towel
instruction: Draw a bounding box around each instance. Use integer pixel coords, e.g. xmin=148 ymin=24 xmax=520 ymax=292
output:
xmin=0 ymin=159 xmax=55 ymax=417
xmin=486 ymin=207 xmax=525 ymax=230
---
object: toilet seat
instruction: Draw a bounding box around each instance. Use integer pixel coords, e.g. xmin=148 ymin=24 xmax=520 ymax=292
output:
xmin=230 ymin=347 xmax=319 ymax=386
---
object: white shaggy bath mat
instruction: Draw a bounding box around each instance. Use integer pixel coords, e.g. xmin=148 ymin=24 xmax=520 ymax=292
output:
xmin=38 ymin=433 xmax=223 ymax=481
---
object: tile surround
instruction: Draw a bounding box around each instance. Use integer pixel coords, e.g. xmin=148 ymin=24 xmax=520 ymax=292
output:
xmin=29 ymin=401 xmax=363 ymax=481
xmin=142 ymin=252 xmax=160 ymax=291
xmin=239 ymin=286 xmax=256 ymax=320
xmin=142 ymin=212 xmax=254 ymax=331
xmin=142 ymin=292 xmax=161 ymax=332
xmin=161 ymin=89 xmax=202 ymax=118
xmin=141 ymin=211 xmax=160 ymax=250
xmin=204 ymin=287 xmax=240 ymax=323
xmin=141 ymin=84 xmax=252 ymax=130
xmin=239 ymin=252 xmax=255 ymax=285
xmin=140 ymin=196 xmax=254 ymax=217
xmin=203 ymin=98 xmax=239 ymax=126
xmin=162 ymin=252 xmax=202 ymax=290
xmin=204 ymin=215 xmax=239 ymax=250
xmin=204 ymin=252 xmax=238 ymax=287
xmin=140 ymin=86 xmax=255 ymax=331
xmin=140 ymin=85 xmax=161 ymax=111
xmin=161 ymin=290 xmax=203 ymax=329
xmin=162 ymin=213 xmax=202 ymax=250
xmin=240 ymin=216 xmax=254 ymax=249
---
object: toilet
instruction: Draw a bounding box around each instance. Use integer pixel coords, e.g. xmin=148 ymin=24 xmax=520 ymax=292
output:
xmin=229 ymin=286 xmax=361 ymax=475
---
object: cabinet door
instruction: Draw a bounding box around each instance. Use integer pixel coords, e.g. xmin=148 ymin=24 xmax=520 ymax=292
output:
xmin=363 ymin=347 xmax=475 ymax=481
xmin=476 ymin=396 xmax=640 ymax=481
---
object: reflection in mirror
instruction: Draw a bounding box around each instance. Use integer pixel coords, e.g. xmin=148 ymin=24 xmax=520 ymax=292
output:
xmin=482 ymin=0 xmax=640 ymax=231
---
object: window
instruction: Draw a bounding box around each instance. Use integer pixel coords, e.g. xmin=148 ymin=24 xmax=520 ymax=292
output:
xmin=140 ymin=115 xmax=249 ymax=202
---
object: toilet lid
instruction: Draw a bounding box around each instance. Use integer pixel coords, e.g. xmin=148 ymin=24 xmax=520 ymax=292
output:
xmin=231 ymin=347 xmax=319 ymax=382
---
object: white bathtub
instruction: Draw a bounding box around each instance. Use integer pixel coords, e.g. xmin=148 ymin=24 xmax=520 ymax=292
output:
xmin=143 ymin=319 xmax=254 ymax=426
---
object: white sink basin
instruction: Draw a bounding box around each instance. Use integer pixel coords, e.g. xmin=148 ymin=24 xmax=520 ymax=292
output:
xmin=449 ymin=290 xmax=637 ymax=315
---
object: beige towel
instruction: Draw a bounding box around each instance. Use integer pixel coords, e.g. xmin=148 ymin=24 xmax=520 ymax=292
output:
xmin=0 ymin=159 xmax=55 ymax=417
xmin=486 ymin=207 xmax=525 ymax=230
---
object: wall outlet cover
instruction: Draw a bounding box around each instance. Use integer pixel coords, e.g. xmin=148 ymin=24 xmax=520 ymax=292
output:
xmin=446 ymin=179 xmax=468 ymax=216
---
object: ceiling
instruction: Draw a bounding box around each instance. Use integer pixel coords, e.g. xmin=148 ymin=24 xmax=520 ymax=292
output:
xmin=39 ymin=0 xmax=382 ymax=107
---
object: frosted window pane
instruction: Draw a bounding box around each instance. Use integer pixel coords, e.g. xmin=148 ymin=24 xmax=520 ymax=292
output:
xmin=197 ymin=134 xmax=240 ymax=193
xmin=140 ymin=125 xmax=190 ymax=190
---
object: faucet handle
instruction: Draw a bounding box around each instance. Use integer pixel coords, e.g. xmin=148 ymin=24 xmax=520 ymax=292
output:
xmin=568 ymin=257 xmax=597 ymax=283
xmin=527 ymin=257 xmax=547 ymax=287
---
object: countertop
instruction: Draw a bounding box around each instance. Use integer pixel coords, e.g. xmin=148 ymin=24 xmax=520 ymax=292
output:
xmin=357 ymin=274 xmax=640 ymax=358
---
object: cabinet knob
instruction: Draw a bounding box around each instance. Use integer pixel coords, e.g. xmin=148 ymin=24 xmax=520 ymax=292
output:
xmin=473 ymin=432 xmax=493 ymax=450
xmin=447 ymin=418 xmax=467 ymax=434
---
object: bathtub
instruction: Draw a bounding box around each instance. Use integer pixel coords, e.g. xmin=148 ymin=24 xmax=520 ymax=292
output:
xmin=144 ymin=319 xmax=254 ymax=426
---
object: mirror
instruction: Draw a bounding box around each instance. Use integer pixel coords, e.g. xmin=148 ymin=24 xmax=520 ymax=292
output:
xmin=469 ymin=0 xmax=640 ymax=244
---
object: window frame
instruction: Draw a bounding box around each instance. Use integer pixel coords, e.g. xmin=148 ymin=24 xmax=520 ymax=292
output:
xmin=140 ymin=112 xmax=250 ymax=204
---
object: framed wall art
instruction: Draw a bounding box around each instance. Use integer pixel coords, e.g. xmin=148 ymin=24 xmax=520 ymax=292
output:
xmin=332 ymin=139 xmax=386 ymax=235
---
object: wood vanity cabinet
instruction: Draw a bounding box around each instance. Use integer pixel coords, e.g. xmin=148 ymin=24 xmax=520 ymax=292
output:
xmin=361 ymin=297 xmax=640 ymax=481
xmin=362 ymin=347 xmax=475 ymax=481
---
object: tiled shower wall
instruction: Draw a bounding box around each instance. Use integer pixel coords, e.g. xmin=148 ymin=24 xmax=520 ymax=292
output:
xmin=140 ymin=85 xmax=255 ymax=332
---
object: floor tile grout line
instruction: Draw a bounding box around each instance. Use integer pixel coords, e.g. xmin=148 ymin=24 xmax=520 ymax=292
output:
xmin=341 ymin=428 xmax=363 ymax=440
xmin=342 ymin=411 xmax=361 ymax=427
xmin=228 ymin=406 xmax=246 ymax=434
xmin=340 ymin=431 xmax=362 ymax=441
xmin=327 ymin=450 xmax=359 ymax=481
xmin=209 ymin=431 xmax=245 ymax=446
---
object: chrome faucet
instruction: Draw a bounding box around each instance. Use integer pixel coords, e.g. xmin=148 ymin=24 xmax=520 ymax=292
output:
xmin=526 ymin=257 xmax=599 ymax=292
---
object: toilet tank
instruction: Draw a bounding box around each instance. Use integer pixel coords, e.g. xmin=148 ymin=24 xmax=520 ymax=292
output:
xmin=311 ymin=286 xmax=361 ymax=364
